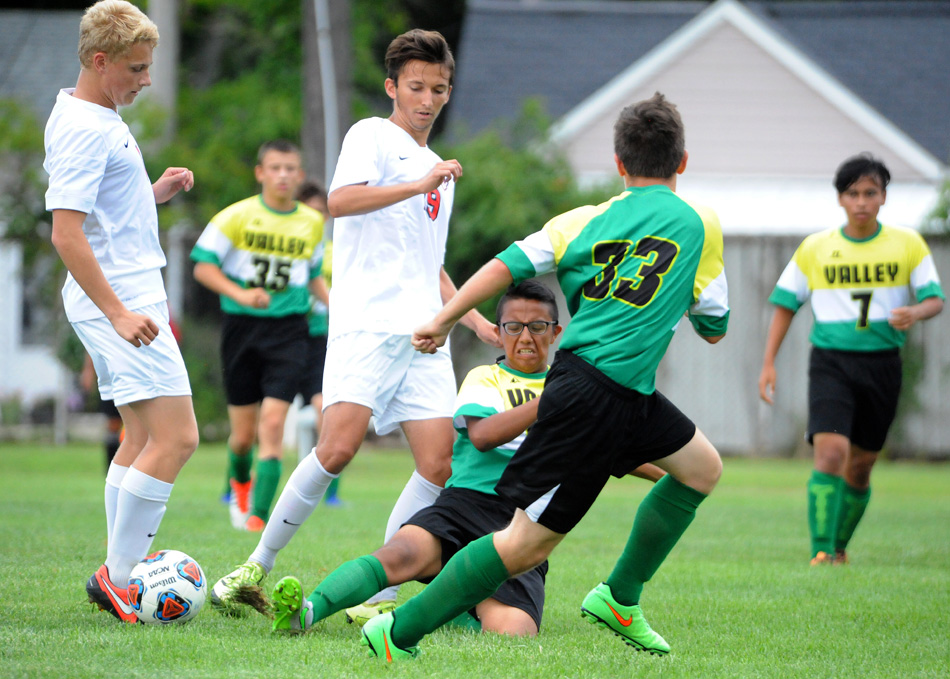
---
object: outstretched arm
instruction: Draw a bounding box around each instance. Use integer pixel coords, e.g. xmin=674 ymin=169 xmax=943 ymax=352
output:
xmin=439 ymin=268 xmax=502 ymax=348
xmin=758 ymin=306 xmax=795 ymax=404
xmin=413 ymin=259 xmax=514 ymax=353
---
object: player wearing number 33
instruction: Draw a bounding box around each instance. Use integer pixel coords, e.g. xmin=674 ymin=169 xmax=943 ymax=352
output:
xmin=191 ymin=140 xmax=328 ymax=533
xmin=359 ymin=92 xmax=730 ymax=661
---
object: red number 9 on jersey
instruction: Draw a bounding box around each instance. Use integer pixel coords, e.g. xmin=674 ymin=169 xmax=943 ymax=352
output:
xmin=425 ymin=190 xmax=441 ymax=220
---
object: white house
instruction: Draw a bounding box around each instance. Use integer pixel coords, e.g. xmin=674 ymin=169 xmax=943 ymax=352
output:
xmin=448 ymin=0 xmax=950 ymax=455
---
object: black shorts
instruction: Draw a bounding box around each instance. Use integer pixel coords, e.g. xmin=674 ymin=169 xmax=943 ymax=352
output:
xmin=496 ymin=350 xmax=696 ymax=535
xmin=99 ymin=398 xmax=120 ymax=419
xmin=807 ymin=347 xmax=902 ymax=452
xmin=404 ymin=487 xmax=548 ymax=629
xmin=221 ymin=314 xmax=309 ymax=406
xmin=300 ymin=334 xmax=327 ymax=402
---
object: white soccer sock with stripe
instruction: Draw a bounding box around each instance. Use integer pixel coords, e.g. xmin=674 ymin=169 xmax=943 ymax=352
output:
xmin=249 ymin=450 xmax=337 ymax=573
xmin=366 ymin=470 xmax=442 ymax=604
xmin=105 ymin=462 xmax=129 ymax=549
xmin=106 ymin=466 xmax=172 ymax=586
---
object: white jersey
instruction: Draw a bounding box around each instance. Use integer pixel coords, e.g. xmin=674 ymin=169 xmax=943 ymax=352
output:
xmin=44 ymin=89 xmax=167 ymax=322
xmin=327 ymin=117 xmax=454 ymax=337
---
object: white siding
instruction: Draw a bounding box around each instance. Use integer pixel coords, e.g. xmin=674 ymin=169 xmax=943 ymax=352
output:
xmin=564 ymin=23 xmax=925 ymax=182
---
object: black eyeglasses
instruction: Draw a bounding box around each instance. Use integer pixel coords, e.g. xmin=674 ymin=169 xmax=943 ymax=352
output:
xmin=499 ymin=321 xmax=557 ymax=336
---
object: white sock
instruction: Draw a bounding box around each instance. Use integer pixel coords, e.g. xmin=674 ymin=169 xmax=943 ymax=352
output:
xmin=367 ymin=471 xmax=442 ymax=604
xmin=105 ymin=462 xmax=129 ymax=549
xmin=105 ymin=467 xmax=173 ymax=586
xmin=249 ymin=450 xmax=337 ymax=573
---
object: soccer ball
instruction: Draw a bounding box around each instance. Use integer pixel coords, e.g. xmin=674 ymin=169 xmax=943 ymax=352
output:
xmin=127 ymin=550 xmax=207 ymax=624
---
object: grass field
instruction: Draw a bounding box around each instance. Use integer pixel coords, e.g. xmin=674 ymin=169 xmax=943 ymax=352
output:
xmin=1 ymin=442 xmax=947 ymax=678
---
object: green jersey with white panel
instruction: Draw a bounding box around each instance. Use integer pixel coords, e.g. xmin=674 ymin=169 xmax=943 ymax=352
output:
xmin=769 ymin=223 xmax=944 ymax=351
xmin=496 ymin=185 xmax=729 ymax=394
xmin=190 ymin=195 xmax=325 ymax=318
xmin=448 ymin=362 xmax=547 ymax=496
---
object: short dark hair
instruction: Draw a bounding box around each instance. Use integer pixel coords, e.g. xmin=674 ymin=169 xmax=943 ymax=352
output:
xmin=296 ymin=181 xmax=326 ymax=203
xmin=385 ymin=29 xmax=455 ymax=85
xmin=833 ymin=153 xmax=890 ymax=194
xmin=257 ymin=139 xmax=301 ymax=165
xmin=495 ymin=280 xmax=558 ymax=323
xmin=613 ymin=92 xmax=685 ymax=179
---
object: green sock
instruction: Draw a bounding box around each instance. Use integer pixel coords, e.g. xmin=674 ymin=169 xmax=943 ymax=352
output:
xmin=251 ymin=458 xmax=282 ymax=521
xmin=228 ymin=445 xmax=254 ymax=484
xmin=391 ymin=534 xmax=508 ymax=649
xmin=445 ymin=610 xmax=482 ymax=633
xmin=808 ymin=470 xmax=843 ymax=557
xmin=307 ymin=555 xmax=388 ymax=622
xmin=325 ymin=476 xmax=340 ymax=501
xmin=835 ymin=483 xmax=871 ymax=553
xmin=605 ymin=474 xmax=706 ymax=605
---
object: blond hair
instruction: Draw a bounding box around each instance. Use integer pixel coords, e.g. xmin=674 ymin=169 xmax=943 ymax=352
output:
xmin=78 ymin=0 xmax=159 ymax=68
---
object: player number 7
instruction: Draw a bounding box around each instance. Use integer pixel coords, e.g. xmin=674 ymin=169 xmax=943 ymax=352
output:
xmin=850 ymin=290 xmax=872 ymax=329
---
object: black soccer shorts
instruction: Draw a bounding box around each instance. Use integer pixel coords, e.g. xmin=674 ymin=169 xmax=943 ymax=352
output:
xmin=221 ymin=313 xmax=309 ymax=406
xmin=807 ymin=346 xmax=902 ymax=452
xmin=405 ymin=486 xmax=547 ymax=629
xmin=495 ymin=350 xmax=696 ymax=535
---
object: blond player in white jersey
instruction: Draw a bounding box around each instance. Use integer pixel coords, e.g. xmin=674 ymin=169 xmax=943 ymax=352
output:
xmin=44 ymin=0 xmax=198 ymax=624
xmin=210 ymin=29 xmax=498 ymax=616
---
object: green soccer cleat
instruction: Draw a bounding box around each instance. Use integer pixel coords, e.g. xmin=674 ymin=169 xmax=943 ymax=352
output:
xmin=580 ymin=583 xmax=670 ymax=656
xmin=271 ymin=576 xmax=314 ymax=634
xmin=210 ymin=561 xmax=266 ymax=612
xmin=345 ymin=599 xmax=396 ymax=627
xmin=361 ymin=612 xmax=419 ymax=662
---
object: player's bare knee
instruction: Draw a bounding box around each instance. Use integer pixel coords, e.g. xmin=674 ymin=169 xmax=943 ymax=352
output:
xmin=374 ymin=542 xmax=420 ymax=584
xmin=315 ymin=439 xmax=357 ymax=474
xmin=228 ymin=431 xmax=255 ymax=454
xmin=256 ymin=416 xmax=285 ymax=446
xmin=174 ymin=424 xmax=199 ymax=464
xmin=413 ymin=450 xmax=452 ymax=485
xmin=845 ymin=451 xmax=876 ymax=488
xmin=814 ymin=439 xmax=848 ymax=474
xmin=415 ymin=462 xmax=451 ymax=487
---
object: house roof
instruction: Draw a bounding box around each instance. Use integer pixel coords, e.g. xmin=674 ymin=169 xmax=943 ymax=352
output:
xmin=448 ymin=0 xmax=950 ymax=171
xmin=0 ymin=10 xmax=81 ymax=124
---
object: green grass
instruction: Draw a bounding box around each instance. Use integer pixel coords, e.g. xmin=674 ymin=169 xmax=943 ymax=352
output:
xmin=1 ymin=444 xmax=947 ymax=678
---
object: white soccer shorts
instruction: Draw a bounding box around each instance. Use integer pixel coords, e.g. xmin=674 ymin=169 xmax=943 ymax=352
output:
xmin=71 ymin=302 xmax=191 ymax=406
xmin=322 ymin=331 xmax=456 ymax=435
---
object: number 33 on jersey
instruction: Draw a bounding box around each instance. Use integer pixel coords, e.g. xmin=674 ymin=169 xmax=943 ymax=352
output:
xmin=496 ymin=184 xmax=729 ymax=394
xmin=190 ymin=195 xmax=325 ymax=317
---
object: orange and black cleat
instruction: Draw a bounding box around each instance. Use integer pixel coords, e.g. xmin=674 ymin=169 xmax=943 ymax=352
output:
xmin=86 ymin=564 xmax=140 ymax=623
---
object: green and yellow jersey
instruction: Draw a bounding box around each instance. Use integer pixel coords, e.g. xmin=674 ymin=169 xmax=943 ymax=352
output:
xmin=769 ymin=223 xmax=944 ymax=351
xmin=307 ymin=239 xmax=332 ymax=337
xmin=497 ymin=185 xmax=729 ymax=393
xmin=190 ymin=195 xmax=325 ymax=318
xmin=448 ymin=362 xmax=547 ymax=496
